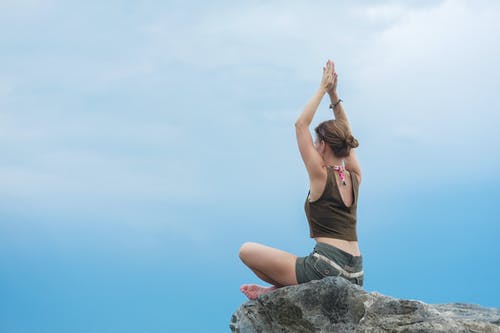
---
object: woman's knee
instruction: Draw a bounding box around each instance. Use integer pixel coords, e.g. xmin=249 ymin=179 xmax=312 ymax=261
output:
xmin=239 ymin=242 xmax=260 ymax=263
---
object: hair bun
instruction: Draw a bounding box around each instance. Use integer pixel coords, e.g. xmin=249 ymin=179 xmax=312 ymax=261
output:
xmin=345 ymin=135 xmax=359 ymax=149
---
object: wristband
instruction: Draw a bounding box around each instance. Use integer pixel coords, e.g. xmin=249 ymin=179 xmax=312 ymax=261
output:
xmin=329 ymin=99 xmax=343 ymax=110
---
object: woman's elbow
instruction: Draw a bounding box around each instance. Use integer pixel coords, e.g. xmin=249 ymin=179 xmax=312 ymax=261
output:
xmin=294 ymin=120 xmax=308 ymax=128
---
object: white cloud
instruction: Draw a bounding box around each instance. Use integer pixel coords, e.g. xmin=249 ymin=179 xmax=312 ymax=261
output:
xmin=355 ymin=0 xmax=500 ymax=86
xmin=0 ymin=110 xmax=202 ymax=208
xmin=0 ymin=0 xmax=55 ymax=20
xmin=351 ymin=0 xmax=500 ymax=168
xmin=0 ymin=149 xmax=205 ymax=213
xmin=1 ymin=0 xmax=499 ymax=216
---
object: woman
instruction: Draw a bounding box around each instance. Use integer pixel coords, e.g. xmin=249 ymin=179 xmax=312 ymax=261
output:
xmin=239 ymin=59 xmax=363 ymax=300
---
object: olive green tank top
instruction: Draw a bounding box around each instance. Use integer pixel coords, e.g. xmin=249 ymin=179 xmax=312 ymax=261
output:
xmin=304 ymin=166 xmax=359 ymax=241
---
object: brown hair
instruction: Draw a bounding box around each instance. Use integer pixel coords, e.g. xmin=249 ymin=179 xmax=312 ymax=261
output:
xmin=315 ymin=120 xmax=359 ymax=158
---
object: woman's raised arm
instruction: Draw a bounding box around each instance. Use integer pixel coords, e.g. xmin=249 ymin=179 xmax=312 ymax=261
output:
xmin=327 ymin=72 xmax=350 ymax=127
xmin=294 ymin=60 xmax=335 ymax=178
xmin=327 ymin=72 xmax=362 ymax=182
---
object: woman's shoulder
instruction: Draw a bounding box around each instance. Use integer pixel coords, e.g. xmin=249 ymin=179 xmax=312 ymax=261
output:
xmin=347 ymin=169 xmax=361 ymax=185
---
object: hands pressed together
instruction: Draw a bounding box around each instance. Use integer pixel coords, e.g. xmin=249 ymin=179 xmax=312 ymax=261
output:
xmin=320 ymin=59 xmax=338 ymax=96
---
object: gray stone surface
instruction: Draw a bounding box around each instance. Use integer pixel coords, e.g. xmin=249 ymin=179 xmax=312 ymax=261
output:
xmin=230 ymin=277 xmax=500 ymax=332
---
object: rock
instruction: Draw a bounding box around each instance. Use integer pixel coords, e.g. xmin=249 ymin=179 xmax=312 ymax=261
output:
xmin=230 ymin=277 xmax=500 ymax=332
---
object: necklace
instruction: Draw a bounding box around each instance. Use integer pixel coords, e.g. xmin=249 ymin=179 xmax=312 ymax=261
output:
xmin=332 ymin=165 xmax=347 ymax=186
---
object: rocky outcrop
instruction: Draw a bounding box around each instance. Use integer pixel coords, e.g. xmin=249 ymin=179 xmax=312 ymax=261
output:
xmin=230 ymin=276 xmax=500 ymax=332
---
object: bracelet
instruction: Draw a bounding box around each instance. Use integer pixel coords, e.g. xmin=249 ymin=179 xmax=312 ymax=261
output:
xmin=329 ymin=99 xmax=343 ymax=110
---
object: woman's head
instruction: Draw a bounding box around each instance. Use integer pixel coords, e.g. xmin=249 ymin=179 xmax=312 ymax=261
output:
xmin=314 ymin=119 xmax=359 ymax=158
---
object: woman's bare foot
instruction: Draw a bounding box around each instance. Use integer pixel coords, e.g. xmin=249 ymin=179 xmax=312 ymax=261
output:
xmin=240 ymin=284 xmax=278 ymax=300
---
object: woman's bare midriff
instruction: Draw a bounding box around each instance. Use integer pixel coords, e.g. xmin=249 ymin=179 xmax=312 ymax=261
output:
xmin=315 ymin=237 xmax=361 ymax=257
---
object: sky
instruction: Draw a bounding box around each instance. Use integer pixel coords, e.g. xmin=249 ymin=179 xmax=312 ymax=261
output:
xmin=1 ymin=0 xmax=499 ymax=332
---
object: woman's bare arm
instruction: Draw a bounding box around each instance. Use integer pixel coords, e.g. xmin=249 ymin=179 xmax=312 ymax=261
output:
xmin=345 ymin=149 xmax=362 ymax=183
xmin=327 ymin=73 xmax=350 ymax=127
xmin=327 ymin=72 xmax=362 ymax=182
xmin=295 ymin=60 xmax=335 ymax=179
xmin=295 ymin=87 xmax=327 ymax=179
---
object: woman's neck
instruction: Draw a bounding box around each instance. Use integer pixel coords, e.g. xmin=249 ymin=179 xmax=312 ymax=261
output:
xmin=323 ymin=154 xmax=344 ymax=168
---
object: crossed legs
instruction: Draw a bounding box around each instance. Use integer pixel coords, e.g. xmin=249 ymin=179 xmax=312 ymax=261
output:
xmin=239 ymin=242 xmax=299 ymax=299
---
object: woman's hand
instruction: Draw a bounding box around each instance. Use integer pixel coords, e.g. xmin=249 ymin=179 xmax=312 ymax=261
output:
xmin=320 ymin=59 xmax=335 ymax=93
xmin=329 ymin=71 xmax=338 ymax=96
xmin=326 ymin=59 xmax=338 ymax=96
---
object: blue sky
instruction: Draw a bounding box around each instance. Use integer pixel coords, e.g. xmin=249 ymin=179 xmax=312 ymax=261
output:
xmin=1 ymin=0 xmax=499 ymax=332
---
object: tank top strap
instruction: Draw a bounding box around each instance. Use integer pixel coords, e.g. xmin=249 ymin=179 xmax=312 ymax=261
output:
xmin=350 ymin=171 xmax=359 ymax=205
xmin=324 ymin=166 xmax=338 ymax=199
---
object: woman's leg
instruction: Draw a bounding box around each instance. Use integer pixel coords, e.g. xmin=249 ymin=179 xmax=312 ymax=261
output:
xmin=246 ymin=266 xmax=281 ymax=286
xmin=239 ymin=242 xmax=298 ymax=299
